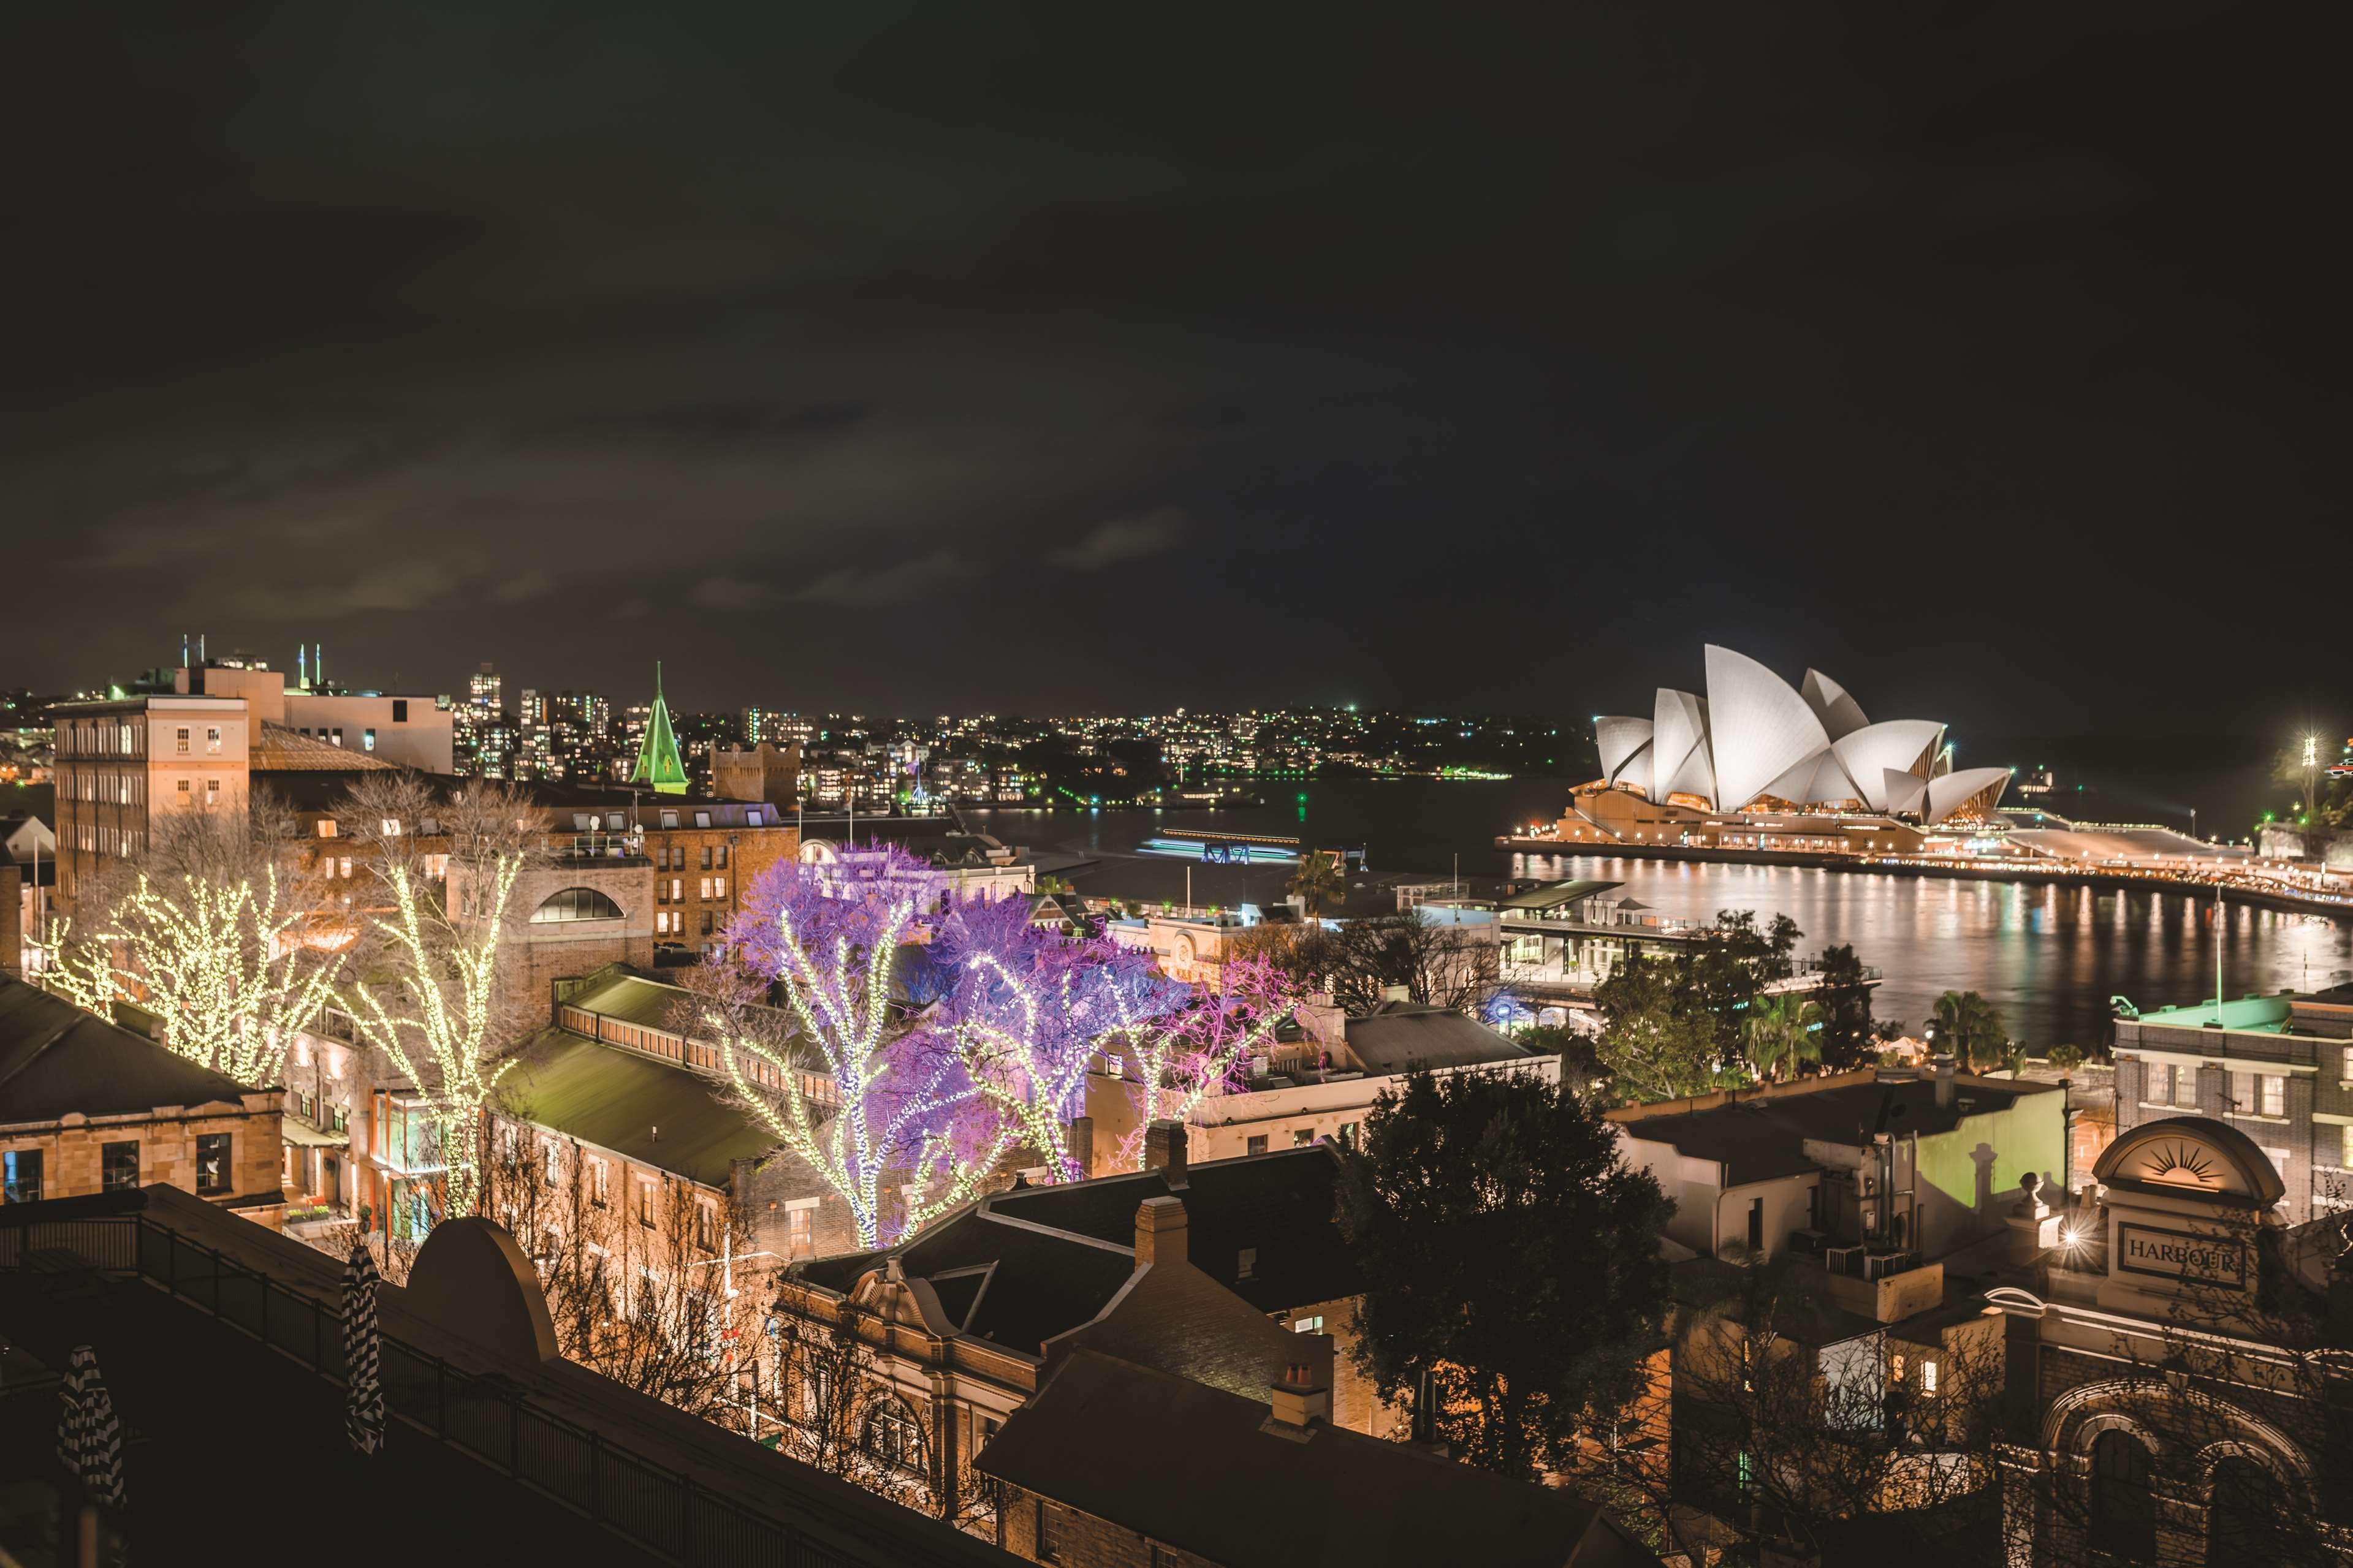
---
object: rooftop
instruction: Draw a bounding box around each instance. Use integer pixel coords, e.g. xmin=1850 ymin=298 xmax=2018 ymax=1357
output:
xmin=976 ymin=1349 xmax=1657 ymax=1568
xmin=502 ymin=1026 xmax=778 ymax=1187
xmin=0 ymin=977 xmax=269 ymax=1126
xmin=1609 ymin=1068 xmax=2062 ymax=1186
xmin=1341 ymin=1002 xmax=1534 ymax=1074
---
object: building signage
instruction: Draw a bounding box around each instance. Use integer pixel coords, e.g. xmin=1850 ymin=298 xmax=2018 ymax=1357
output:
xmin=2115 ymin=1222 xmax=2246 ymax=1289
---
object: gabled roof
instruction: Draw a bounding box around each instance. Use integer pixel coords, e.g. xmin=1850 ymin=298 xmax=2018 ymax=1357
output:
xmin=977 ymin=1350 xmax=1656 ymax=1568
xmin=251 ymin=722 xmax=399 ymax=771
xmin=0 ymin=978 xmax=264 ymax=1123
xmin=797 ymin=1146 xmax=1364 ymax=1346
xmin=500 ymin=1027 xmax=778 ymax=1187
xmin=1342 ymin=1004 xmax=1533 ymax=1074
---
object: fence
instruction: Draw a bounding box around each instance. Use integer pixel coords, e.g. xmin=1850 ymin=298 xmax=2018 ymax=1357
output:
xmin=0 ymin=1214 xmax=994 ymax=1568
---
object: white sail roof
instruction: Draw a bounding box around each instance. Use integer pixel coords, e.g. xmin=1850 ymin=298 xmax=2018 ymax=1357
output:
xmin=1883 ymin=771 xmax=1930 ymax=816
xmin=1703 ymin=646 xmax=1830 ymax=812
xmin=1831 ymin=720 xmax=1946 ymax=811
xmin=1650 ymin=689 xmax=1712 ymax=805
xmin=1925 ymin=767 xmax=2011 ymax=825
xmin=1762 ymin=749 xmax=1860 ymax=808
xmin=1595 ymin=716 xmax=1653 ymax=787
xmin=1800 ymin=669 xmax=1869 ymax=742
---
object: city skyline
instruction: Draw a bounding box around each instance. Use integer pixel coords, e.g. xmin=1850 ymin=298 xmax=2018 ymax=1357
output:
xmin=9 ymin=4 xmax=2343 ymax=735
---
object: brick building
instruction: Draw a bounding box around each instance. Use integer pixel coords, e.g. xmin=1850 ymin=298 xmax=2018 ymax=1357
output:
xmin=0 ymin=976 xmax=286 ymax=1227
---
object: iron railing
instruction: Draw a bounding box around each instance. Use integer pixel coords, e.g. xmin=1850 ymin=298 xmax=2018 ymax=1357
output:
xmin=0 ymin=1214 xmax=998 ymax=1568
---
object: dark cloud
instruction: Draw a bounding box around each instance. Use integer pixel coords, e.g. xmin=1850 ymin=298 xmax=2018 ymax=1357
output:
xmin=1049 ymin=508 xmax=1187 ymax=570
xmin=2 ymin=0 xmax=2345 ymax=744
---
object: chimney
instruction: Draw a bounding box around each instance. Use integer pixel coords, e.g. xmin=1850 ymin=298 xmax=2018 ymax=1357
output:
xmin=1144 ymin=1120 xmax=1188 ymax=1188
xmin=1133 ymin=1195 xmax=1188 ymax=1267
xmin=1295 ymin=990 xmax=1346 ymax=1051
xmin=1933 ymin=1055 xmax=1956 ymax=1110
xmin=1265 ymin=1354 xmax=1332 ymax=1436
xmin=1378 ymin=983 xmax=1411 ymax=1006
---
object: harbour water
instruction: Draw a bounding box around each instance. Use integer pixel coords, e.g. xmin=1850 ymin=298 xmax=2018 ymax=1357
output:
xmin=973 ymin=779 xmax=2353 ymax=1051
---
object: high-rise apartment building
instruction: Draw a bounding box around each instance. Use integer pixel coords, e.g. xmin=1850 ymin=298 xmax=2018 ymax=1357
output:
xmin=49 ymin=694 xmax=253 ymax=914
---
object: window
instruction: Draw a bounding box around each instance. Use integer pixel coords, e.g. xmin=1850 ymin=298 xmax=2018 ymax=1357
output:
xmin=660 ymin=809 xmax=679 ymax=829
xmin=1293 ymin=1314 xmax=1325 ymax=1334
xmin=1237 ymin=1246 xmax=1256 ymax=1279
xmin=362 ymin=728 xmax=377 ymax=752
xmin=699 ymin=877 xmax=712 ymax=900
xmin=392 ymin=699 xmax=408 ymax=722
xmin=1921 ymin=1358 xmax=1939 ymax=1395
xmin=331 ymin=728 xmax=344 ymax=746
xmin=638 ymin=1181 xmax=655 ymax=1227
xmin=176 ymin=727 xmax=190 ymax=754
xmin=2089 ymin=1430 xmax=2156 ymax=1561
xmin=701 ymin=845 xmax=713 ymax=871
xmin=531 ymin=887 xmax=625 ymax=923
xmin=1245 ymin=1135 xmax=1268 ymax=1156
xmin=671 ymin=877 xmax=683 ymax=902
xmin=715 ymin=845 xmax=729 ymax=869
xmin=1337 ymin=1122 xmax=1360 ymax=1149
xmin=2145 ymin=1062 xmax=2176 ymax=1105
xmin=655 ymin=911 xmax=670 ymax=935
xmin=1890 ymin=1352 xmax=1906 ymax=1386
xmin=700 ymin=911 xmax=713 ymax=936
xmin=786 ymin=1201 xmax=815 ymax=1258
xmin=2262 ymin=1075 xmax=2286 ymax=1118
xmin=1292 ymin=1129 xmax=1314 ymax=1146
xmin=1035 ymin=1499 xmax=1056 ymax=1562
xmin=694 ymin=811 xmax=711 ymax=828
xmin=2 ymin=1148 xmax=43 ymax=1204
xmin=2208 ymin=1453 xmax=2287 ymax=1561
xmin=2229 ymin=1070 xmax=2286 ymax=1118
xmin=205 ymin=726 xmax=222 ymax=754
xmin=317 ymin=819 xmax=338 ymax=837
xmin=177 ymin=779 xmax=190 ymax=797
xmin=205 ymin=778 xmax=221 ymax=800
xmin=713 ymin=874 xmax=726 ymax=899
xmin=544 ymin=1141 xmax=562 ymax=1186
xmin=695 ymin=1200 xmax=714 ymax=1248
xmin=863 ymin=1400 xmax=919 ymax=1471
xmin=195 ymin=1134 xmax=232 ymax=1194
xmin=102 ymin=1140 xmax=140 ymax=1192
xmin=339 ymin=857 xmax=351 ymax=880
xmin=379 ymin=817 xmax=401 ymax=836
xmin=588 ymin=1157 xmax=610 ymax=1206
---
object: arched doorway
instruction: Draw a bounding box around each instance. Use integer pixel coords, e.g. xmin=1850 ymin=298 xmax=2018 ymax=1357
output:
xmin=2089 ymin=1428 xmax=2156 ymax=1562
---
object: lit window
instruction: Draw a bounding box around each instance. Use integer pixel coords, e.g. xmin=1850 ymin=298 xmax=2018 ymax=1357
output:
xmin=638 ymin=1181 xmax=655 ymax=1227
xmin=206 ymin=727 xmax=222 ymax=754
xmin=699 ymin=877 xmax=712 ymax=900
xmin=1293 ymin=1314 xmax=1325 ymax=1334
xmin=363 ymin=728 xmax=377 ymax=752
xmin=1922 ymin=1359 xmax=1939 ymax=1395
xmin=176 ymin=727 xmax=190 ymax=755
xmin=195 ymin=1134 xmax=232 ymax=1195
xmin=205 ymin=779 xmax=221 ymax=799
xmin=380 ymin=817 xmax=400 ymax=836
xmin=317 ymin=819 xmax=338 ymax=838
xmin=2262 ymin=1075 xmax=2285 ymax=1118
xmin=786 ymin=1201 xmax=815 ymax=1257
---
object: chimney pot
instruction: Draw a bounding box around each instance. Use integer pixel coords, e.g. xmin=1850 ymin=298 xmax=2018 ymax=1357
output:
xmin=1933 ymin=1055 xmax=1956 ymax=1111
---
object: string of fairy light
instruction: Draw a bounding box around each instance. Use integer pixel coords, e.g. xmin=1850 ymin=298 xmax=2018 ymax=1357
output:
xmin=344 ymin=854 xmax=525 ymax=1220
xmin=44 ymin=867 xmax=336 ymax=1088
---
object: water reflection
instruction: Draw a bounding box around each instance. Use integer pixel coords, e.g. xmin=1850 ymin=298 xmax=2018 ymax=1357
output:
xmin=1511 ymin=852 xmax=2353 ymax=1050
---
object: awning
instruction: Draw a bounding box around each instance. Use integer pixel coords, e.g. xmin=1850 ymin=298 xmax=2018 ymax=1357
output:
xmin=280 ymin=1119 xmax=348 ymax=1149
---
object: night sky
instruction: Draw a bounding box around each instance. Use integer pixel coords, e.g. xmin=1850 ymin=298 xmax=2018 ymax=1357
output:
xmin=9 ymin=3 xmax=2346 ymax=742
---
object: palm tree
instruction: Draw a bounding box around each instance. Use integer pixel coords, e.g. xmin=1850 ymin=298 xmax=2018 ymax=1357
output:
xmin=1744 ymin=992 xmax=1822 ymax=1081
xmin=1289 ymin=850 xmax=1346 ymax=918
xmin=1928 ymin=990 xmax=2008 ymax=1072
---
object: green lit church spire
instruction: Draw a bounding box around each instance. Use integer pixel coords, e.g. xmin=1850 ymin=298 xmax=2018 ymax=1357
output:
xmin=631 ymin=661 xmax=690 ymax=795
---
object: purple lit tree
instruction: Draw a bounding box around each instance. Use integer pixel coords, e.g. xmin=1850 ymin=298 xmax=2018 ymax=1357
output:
xmin=712 ymin=845 xmax=1017 ymax=1248
xmin=1093 ymin=950 xmax=1301 ymax=1170
xmin=931 ymin=894 xmax=1170 ymax=1181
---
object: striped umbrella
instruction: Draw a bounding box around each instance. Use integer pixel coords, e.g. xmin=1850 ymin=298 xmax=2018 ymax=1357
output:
xmin=343 ymin=1243 xmax=386 ymax=1456
xmin=55 ymin=1346 xmax=124 ymax=1507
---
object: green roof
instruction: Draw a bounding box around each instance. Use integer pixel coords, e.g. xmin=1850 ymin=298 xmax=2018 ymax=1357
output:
xmin=2131 ymin=994 xmax=2292 ymax=1032
xmin=501 ymin=1028 xmax=781 ymax=1187
xmin=629 ymin=662 xmax=690 ymax=796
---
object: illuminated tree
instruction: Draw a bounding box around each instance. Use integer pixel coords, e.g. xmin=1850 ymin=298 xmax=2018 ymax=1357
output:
xmin=40 ymin=794 xmax=333 ymax=1086
xmin=340 ymin=773 xmax=541 ymax=1222
xmin=713 ymin=847 xmax=1013 ymax=1248
xmin=42 ymin=868 xmax=336 ymax=1085
xmin=1093 ymin=950 xmax=1294 ymax=1170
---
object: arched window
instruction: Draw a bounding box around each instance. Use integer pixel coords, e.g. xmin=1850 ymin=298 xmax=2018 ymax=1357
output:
xmin=2091 ymin=1429 xmax=2157 ymax=1562
xmin=2207 ymin=1455 xmax=2285 ymax=1564
xmin=530 ymin=887 xmax=624 ymax=923
xmin=863 ymin=1398 xmax=921 ymax=1472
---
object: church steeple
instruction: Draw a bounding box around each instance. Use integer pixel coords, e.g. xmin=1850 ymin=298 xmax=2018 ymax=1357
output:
xmin=630 ymin=661 xmax=690 ymax=795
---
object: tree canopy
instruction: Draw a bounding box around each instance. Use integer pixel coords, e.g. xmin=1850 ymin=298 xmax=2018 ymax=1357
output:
xmin=1333 ymin=1066 xmax=1674 ymax=1480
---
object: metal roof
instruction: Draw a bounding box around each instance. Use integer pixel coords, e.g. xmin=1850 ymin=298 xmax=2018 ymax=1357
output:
xmin=1496 ymin=878 xmax=1622 ymax=911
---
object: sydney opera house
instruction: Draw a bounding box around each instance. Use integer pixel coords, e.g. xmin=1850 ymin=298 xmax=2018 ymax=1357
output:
xmin=1555 ymin=646 xmax=2010 ymax=848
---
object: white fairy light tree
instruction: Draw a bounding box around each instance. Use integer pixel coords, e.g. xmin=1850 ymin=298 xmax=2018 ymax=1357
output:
xmin=1095 ymin=950 xmax=1296 ymax=1170
xmin=40 ymin=793 xmax=335 ymax=1087
xmin=340 ymin=772 xmax=541 ymax=1222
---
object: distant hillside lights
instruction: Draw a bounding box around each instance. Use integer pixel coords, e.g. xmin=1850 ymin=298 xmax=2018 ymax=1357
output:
xmin=1592 ymin=645 xmax=2009 ymax=826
